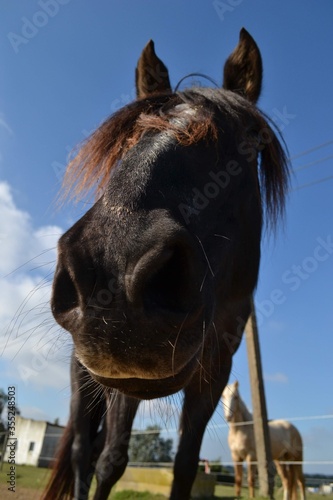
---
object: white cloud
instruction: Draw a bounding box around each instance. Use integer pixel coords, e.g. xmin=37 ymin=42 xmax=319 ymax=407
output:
xmin=0 ymin=114 xmax=13 ymax=136
xmin=266 ymin=320 xmax=286 ymax=332
xmin=264 ymin=372 xmax=289 ymax=383
xmin=0 ymin=181 xmax=61 ymax=275
xmin=18 ymin=406 xmax=54 ymax=422
xmin=0 ymin=180 xmax=71 ymax=391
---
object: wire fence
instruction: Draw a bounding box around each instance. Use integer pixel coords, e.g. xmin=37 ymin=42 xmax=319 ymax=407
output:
xmin=1 ymin=413 xmax=332 ymax=470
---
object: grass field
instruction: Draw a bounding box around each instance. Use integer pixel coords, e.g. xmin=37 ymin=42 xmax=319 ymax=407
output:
xmin=1 ymin=463 xmax=333 ymax=500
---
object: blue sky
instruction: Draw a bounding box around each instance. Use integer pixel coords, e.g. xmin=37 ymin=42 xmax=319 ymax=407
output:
xmin=0 ymin=1 xmax=332 ymax=474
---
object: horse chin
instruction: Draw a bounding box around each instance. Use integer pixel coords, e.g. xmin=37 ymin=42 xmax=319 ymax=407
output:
xmin=88 ymin=356 xmax=199 ymax=400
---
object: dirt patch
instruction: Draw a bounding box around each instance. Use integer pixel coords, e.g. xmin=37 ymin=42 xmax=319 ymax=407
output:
xmin=0 ymin=484 xmax=42 ymax=500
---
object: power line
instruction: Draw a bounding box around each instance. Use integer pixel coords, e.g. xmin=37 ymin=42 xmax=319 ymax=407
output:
xmin=292 ymin=174 xmax=333 ymax=192
xmin=210 ymin=460 xmax=333 ymax=466
xmin=276 ymin=139 xmax=333 ymax=189
xmin=209 ymin=414 xmax=333 ymax=430
xmin=288 ymin=143 xmax=333 ymax=190
xmin=292 ymin=153 xmax=333 ymax=173
xmin=126 ymin=460 xmax=333 ymax=466
xmin=115 ymin=414 xmax=333 ymax=435
xmin=289 ymin=138 xmax=333 ymax=161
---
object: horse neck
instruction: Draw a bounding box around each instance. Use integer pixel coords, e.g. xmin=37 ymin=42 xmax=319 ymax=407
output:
xmin=232 ymin=396 xmax=253 ymax=425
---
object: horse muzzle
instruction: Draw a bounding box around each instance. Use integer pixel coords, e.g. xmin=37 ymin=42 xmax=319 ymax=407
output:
xmin=51 ymin=214 xmax=210 ymax=389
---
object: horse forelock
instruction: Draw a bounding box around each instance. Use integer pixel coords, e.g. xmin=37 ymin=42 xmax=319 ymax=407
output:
xmin=62 ymin=87 xmax=289 ymax=228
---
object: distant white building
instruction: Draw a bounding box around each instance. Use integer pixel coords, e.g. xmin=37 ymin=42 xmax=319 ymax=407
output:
xmin=320 ymin=484 xmax=333 ymax=495
xmin=4 ymin=415 xmax=64 ymax=467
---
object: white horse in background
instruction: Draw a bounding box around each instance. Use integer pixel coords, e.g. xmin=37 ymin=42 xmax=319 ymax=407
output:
xmin=222 ymin=381 xmax=306 ymax=500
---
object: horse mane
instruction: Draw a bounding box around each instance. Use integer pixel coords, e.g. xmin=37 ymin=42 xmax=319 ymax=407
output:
xmin=63 ymin=87 xmax=289 ymax=227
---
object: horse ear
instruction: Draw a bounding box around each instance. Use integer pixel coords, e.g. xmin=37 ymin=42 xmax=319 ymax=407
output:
xmin=223 ymin=28 xmax=262 ymax=103
xmin=234 ymin=380 xmax=239 ymax=389
xmin=135 ymin=40 xmax=172 ymax=99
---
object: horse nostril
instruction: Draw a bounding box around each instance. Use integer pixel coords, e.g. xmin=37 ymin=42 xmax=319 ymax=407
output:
xmin=143 ymin=246 xmax=191 ymax=313
xmin=52 ymin=265 xmax=79 ymax=317
xmin=126 ymin=237 xmax=201 ymax=317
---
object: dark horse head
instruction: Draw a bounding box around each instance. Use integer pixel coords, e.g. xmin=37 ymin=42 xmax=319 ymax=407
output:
xmin=51 ymin=29 xmax=288 ymax=400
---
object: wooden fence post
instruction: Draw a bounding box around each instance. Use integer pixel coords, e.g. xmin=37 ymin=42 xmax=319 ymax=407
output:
xmin=245 ymin=296 xmax=274 ymax=499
